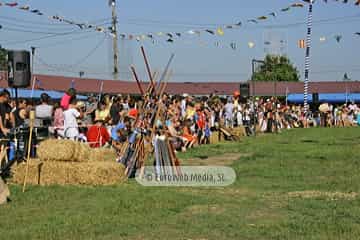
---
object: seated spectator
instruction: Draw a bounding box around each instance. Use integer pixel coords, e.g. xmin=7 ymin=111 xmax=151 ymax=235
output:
xmin=14 ymin=99 xmax=28 ymax=127
xmin=87 ymin=118 xmax=110 ymax=148
xmin=50 ymin=102 xmax=64 ymax=138
xmin=35 ymin=93 xmax=53 ymax=126
xmin=95 ymin=100 xmax=110 ymax=122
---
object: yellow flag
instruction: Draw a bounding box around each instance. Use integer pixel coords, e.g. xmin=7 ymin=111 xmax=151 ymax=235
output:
xmin=217 ymin=27 xmax=224 ymax=36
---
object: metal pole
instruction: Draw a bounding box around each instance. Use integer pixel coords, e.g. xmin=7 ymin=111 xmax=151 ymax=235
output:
xmin=110 ymin=0 xmax=119 ymax=80
xmin=303 ymin=0 xmax=314 ymax=113
xmin=30 ymin=47 xmax=35 ymax=100
xmin=251 ymin=59 xmax=256 ymax=136
xmin=274 ymin=79 xmax=278 ymax=133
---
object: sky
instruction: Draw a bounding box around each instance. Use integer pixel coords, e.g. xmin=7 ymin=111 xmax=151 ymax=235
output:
xmin=0 ymin=0 xmax=359 ymax=83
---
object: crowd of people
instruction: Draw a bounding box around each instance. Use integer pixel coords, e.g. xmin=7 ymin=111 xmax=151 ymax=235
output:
xmin=0 ymin=88 xmax=359 ymax=155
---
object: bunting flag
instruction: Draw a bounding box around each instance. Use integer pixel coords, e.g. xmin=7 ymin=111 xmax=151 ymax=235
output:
xmin=335 ymin=35 xmax=343 ymax=43
xmin=0 ymin=0 xmax=359 ymax=46
xmin=0 ymin=1 xmax=310 ymax=43
xmin=0 ymin=1 xmax=115 ymax=37
xmin=216 ymin=27 xmax=224 ymax=36
xmin=298 ymin=39 xmax=306 ymax=48
xmin=248 ymin=42 xmax=255 ymax=48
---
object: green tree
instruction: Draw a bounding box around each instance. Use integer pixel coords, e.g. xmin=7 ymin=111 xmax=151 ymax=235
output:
xmin=252 ymin=55 xmax=300 ymax=82
xmin=0 ymin=47 xmax=7 ymax=71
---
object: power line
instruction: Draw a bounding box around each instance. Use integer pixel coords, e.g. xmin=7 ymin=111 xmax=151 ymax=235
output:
xmin=1 ymin=26 xmax=74 ymax=35
xmin=72 ymin=35 xmax=107 ymax=66
xmin=0 ymin=15 xmax=112 ymax=27
xmin=118 ymin=14 xmax=360 ymax=31
xmin=36 ymin=32 xmax=99 ymax=49
xmin=35 ymin=35 xmax=107 ymax=71
xmin=1 ymin=29 xmax=94 ymax=45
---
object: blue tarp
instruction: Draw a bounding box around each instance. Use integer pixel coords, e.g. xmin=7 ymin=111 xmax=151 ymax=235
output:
xmin=1 ymin=89 xmax=87 ymax=100
xmin=287 ymin=93 xmax=360 ymax=104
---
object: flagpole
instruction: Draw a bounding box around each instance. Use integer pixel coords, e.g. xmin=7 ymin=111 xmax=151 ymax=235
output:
xmin=98 ymin=81 xmax=104 ymax=102
xmin=303 ymin=0 xmax=314 ymax=113
xmin=30 ymin=47 xmax=36 ymax=99
xmin=286 ymin=86 xmax=289 ymax=106
xmin=30 ymin=76 xmax=36 ymax=99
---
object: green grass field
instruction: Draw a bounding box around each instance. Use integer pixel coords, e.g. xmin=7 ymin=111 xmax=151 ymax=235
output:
xmin=1 ymin=128 xmax=360 ymax=240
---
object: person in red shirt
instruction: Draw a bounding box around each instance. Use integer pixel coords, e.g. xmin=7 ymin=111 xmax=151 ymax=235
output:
xmin=196 ymin=106 xmax=206 ymax=144
xmin=86 ymin=119 xmax=110 ymax=148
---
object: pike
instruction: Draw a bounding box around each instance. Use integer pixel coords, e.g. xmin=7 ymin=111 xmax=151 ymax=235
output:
xmin=138 ymin=70 xmax=173 ymax=179
xmin=140 ymin=46 xmax=156 ymax=95
xmin=130 ymin=65 xmax=145 ymax=96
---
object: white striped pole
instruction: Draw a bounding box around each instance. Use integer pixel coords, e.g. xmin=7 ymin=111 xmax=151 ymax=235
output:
xmin=304 ymin=0 xmax=314 ymax=112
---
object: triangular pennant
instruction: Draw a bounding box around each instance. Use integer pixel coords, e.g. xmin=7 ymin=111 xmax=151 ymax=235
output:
xmin=19 ymin=5 xmax=30 ymax=11
xmin=216 ymin=27 xmax=224 ymax=36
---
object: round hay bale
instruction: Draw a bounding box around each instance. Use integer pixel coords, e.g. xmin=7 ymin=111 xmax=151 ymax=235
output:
xmin=37 ymin=139 xmax=76 ymax=161
xmin=11 ymin=160 xmax=126 ymax=186
xmin=73 ymin=142 xmax=91 ymax=162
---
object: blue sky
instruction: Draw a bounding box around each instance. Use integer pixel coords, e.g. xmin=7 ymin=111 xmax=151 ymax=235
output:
xmin=0 ymin=0 xmax=359 ymax=82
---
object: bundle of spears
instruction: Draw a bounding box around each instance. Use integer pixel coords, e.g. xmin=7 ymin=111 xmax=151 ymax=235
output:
xmin=118 ymin=47 xmax=181 ymax=179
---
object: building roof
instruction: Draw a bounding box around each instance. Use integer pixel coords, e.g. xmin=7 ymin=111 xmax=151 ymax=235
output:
xmin=0 ymin=72 xmax=359 ymax=96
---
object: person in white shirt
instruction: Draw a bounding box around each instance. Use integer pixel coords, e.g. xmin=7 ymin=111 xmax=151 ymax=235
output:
xmin=224 ymin=97 xmax=234 ymax=128
xmin=63 ymin=99 xmax=82 ymax=140
xmin=181 ymin=94 xmax=188 ymax=119
xmin=35 ymin=93 xmax=53 ymax=126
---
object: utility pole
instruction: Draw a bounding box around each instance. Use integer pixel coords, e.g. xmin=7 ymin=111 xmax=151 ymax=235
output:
xmin=110 ymin=0 xmax=119 ymax=80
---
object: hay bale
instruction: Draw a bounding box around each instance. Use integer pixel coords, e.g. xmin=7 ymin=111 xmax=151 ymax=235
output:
xmin=73 ymin=142 xmax=91 ymax=162
xmin=230 ymin=127 xmax=246 ymax=137
xmin=37 ymin=139 xmax=76 ymax=161
xmin=11 ymin=160 xmax=126 ymax=186
xmin=92 ymin=148 xmax=117 ymax=162
xmin=37 ymin=139 xmax=117 ymax=163
xmin=0 ymin=178 xmax=10 ymax=205
xmin=210 ymin=131 xmax=220 ymax=144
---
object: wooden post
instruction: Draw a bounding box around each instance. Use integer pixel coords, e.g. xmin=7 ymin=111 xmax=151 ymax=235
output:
xmin=22 ymin=110 xmax=35 ymax=193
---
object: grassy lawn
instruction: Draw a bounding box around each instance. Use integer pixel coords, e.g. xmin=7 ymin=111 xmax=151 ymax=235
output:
xmin=1 ymin=128 xmax=360 ymax=240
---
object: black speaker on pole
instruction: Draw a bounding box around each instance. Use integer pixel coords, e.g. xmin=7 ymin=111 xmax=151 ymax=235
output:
xmin=7 ymin=50 xmax=31 ymax=88
xmin=239 ymin=83 xmax=250 ymax=98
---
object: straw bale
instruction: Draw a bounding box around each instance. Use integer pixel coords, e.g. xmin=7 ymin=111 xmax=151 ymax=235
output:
xmin=0 ymin=178 xmax=10 ymax=205
xmin=37 ymin=139 xmax=76 ymax=161
xmin=92 ymin=148 xmax=117 ymax=162
xmin=210 ymin=131 xmax=220 ymax=144
xmin=11 ymin=160 xmax=126 ymax=186
xmin=73 ymin=142 xmax=91 ymax=162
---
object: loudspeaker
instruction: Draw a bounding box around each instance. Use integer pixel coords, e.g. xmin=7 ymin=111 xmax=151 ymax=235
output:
xmin=7 ymin=50 xmax=31 ymax=88
xmin=312 ymin=93 xmax=319 ymax=105
xmin=240 ymin=83 xmax=250 ymax=98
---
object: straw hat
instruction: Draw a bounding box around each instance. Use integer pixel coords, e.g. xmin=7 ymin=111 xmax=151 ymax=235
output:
xmin=76 ymin=101 xmax=85 ymax=108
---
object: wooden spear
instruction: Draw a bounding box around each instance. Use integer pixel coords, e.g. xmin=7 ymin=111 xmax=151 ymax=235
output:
xmin=22 ymin=110 xmax=35 ymax=193
xmin=130 ymin=65 xmax=145 ymax=96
